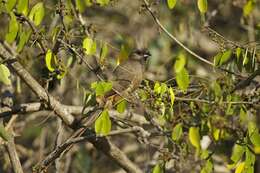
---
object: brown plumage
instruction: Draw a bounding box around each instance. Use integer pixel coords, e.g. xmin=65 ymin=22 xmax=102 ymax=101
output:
xmin=100 ymin=49 xmax=151 ymax=106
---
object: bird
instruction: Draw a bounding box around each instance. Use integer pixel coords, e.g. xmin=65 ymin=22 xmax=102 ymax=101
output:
xmin=98 ymin=48 xmax=151 ymax=106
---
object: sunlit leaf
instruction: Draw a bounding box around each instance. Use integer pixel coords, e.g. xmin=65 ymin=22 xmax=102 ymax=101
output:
xmin=17 ymin=29 xmax=31 ymax=52
xmin=152 ymin=164 xmax=163 ymax=173
xmin=95 ymin=109 xmax=111 ymax=135
xmin=219 ymin=50 xmax=232 ymax=65
xmin=174 ymin=53 xmax=186 ymax=73
xmin=17 ymin=0 xmax=29 ymax=16
xmin=189 ymin=127 xmax=201 ymax=149
xmin=213 ymin=128 xmax=220 ymax=141
xmin=91 ymin=81 xmax=113 ymax=96
xmin=5 ymin=0 xmax=16 ymax=12
xmin=97 ymin=0 xmax=110 ymax=6
xmin=168 ymin=87 xmax=175 ymax=106
xmin=171 ymin=123 xmax=183 ymax=141
xmin=213 ymin=52 xmax=222 ymax=66
xmin=176 ymin=68 xmax=189 ymax=92
xmin=100 ymin=42 xmax=108 ymax=64
xmin=29 ymin=2 xmax=45 ymax=26
xmin=200 ymin=159 xmax=213 ymax=173
xmin=167 ymin=0 xmax=177 ymax=9
xmin=5 ymin=12 xmax=19 ymax=43
xmin=0 ymin=64 xmax=11 ymax=85
xmin=248 ymin=122 xmax=260 ymax=147
xmin=76 ymin=0 xmax=85 ymax=13
xmin=116 ymin=99 xmax=127 ymax=114
xmin=83 ymin=37 xmax=96 ymax=55
xmin=245 ymin=147 xmax=255 ymax=169
xmin=243 ymin=0 xmax=255 ymax=17
xmin=235 ymin=162 xmax=245 ymax=173
xmin=45 ymin=49 xmax=56 ymax=72
xmin=197 ymin=0 xmax=208 ymax=13
xmin=231 ymin=143 xmax=245 ymax=163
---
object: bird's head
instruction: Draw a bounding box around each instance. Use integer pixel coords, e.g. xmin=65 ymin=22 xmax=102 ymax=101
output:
xmin=132 ymin=49 xmax=151 ymax=62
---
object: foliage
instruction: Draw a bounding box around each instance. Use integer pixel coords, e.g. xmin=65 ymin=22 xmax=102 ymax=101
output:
xmin=0 ymin=0 xmax=259 ymax=172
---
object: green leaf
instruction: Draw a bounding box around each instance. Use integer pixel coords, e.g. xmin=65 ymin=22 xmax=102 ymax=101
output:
xmin=167 ymin=0 xmax=177 ymax=9
xmin=236 ymin=47 xmax=242 ymax=59
xmin=174 ymin=53 xmax=186 ymax=73
xmin=219 ymin=50 xmax=232 ymax=65
xmin=83 ymin=37 xmax=96 ymax=55
xmin=91 ymin=81 xmax=113 ymax=96
xmin=29 ymin=2 xmax=45 ymax=26
xmin=176 ymin=68 xmax=189 ymax=92
xmin=212 ymin=81 xmax=222 ymax=98
xmin=0 ymin=64 xmax=11 ymax=85
xmin=231 ymin=143 xmax=245 ymax=163
xmin=245 ymin=147 xmax=255 ymax=168
xmin=171 ymin=123 xmax=183 ymax=141
xmin=189 ymin=127 xmax=201 ymax=149
xmin=17 ymin=28 xmax=31 ymax=52
xmin=116 ymin=99 xmax=127 ymax=114
xmin=248 ymin=122 xmax=260 ymax=147
xmin=200 ymin=159 xmax=213 ymax=173
xmin=5 ymin=12 xmax=19 ymax=43
xmin=96 ymin=0 xmax=110 ymax=6
xmin=5 ymin=0 xmax=16 ymax=12
xmin=100 ymin=42 xmax=108 ymax=64
xmin=168 ymin=87 xmax=175 ymax=106
xmin=45 ymin=49 xmax=56 ymax=72
xmin=197 ymin=0 xmax=208 ymax=13
xmin=243 ymin=0 xmax=255 ymax=17
xmin=213 ymin=52 xmax=222 ymax=66
xmin=17 ymin=0 xmax=28 ymax=16
xmin=235 ymin=162 xmax=245 ymax=173
xmin=0 ymin=124 xmax=12 ymax=141
xmin=152 ymin=164 xmax=163 ymax=173
xmin=95 ymin=109 xmax=111 ymax=135
xmin=76 ymin=0 xmax=85 ymax=13
xmin=243 ymin=48 xmax=249 ymax=66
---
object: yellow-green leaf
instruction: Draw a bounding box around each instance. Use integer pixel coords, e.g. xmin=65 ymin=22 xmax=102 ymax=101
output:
xmin=97 ymin=0 xmax=110 ymax=6
xmin=174 ymin=53 xmax=186 ymax=73
xmin=0 ymin=64 xmax=11 ymax=85
xmin=213 ymin=52 xmax=222 ymax=66
xmin=83 ymin=37 xmax=96 ymax=55
xmin=17 ymin=29 xmax=31 ymax=52
xmin=189 ymin=127 xmax=201 ymax=149
xmin=197 ymin=0 xmax=208 ymax=13
xmin=100 ymin=42 xmax=108 ymax=64
xmin=6 ymin=0 xmax=16 ymax=12
xmin=45 ymin=49 xmax=56 ymax=72
xmin=5 ymin=12 xmax=19 ymax=43
xmin=91 ymin=81 xmax=113 ymax=96
xmin=76 ymin=0 xmax=85 ymax=13
xmin=235 ymin=162 xmax=245 ymax=173
xmin=29 ymin=2 xmax=45 ymax=26
xmin=116 ymin=99 xmax=127 ymax=114
xmin=213 ymin=128 xmax=220 ymax=141
xmin=219 ymin=50 xmax=232 ymax=65
xmin=95 ymin=109 xmax=111 ymax=135
xmin=17 ymin=0 xmax=29 ymax=16
xmin=171 ymin=123 xmax=183 ymax=141
xmin=176 ymin=68 xmax=189 ymax=92
xmin=231 ymin=143 xmax=245 ymax=163
xmin=152 ymin=164 xmax=163 ymax=173
xmin=243 ymin=0 xmax=255 ymax=17
xmin=167 ymin=0 xmax=177 ymax=9
xmin=168 ymin=87 xmax=175 ymax=106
